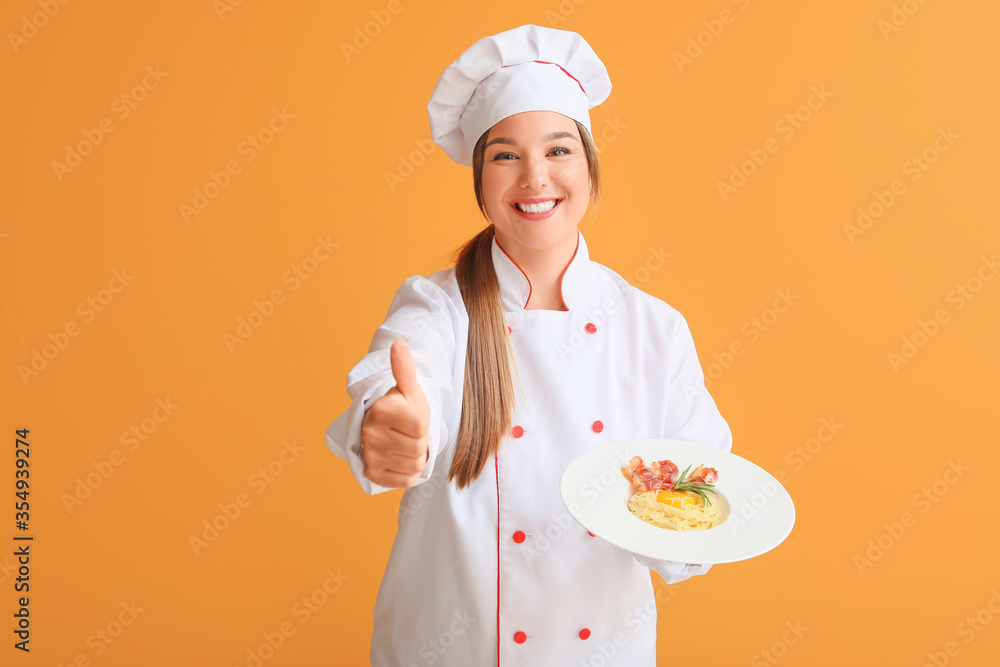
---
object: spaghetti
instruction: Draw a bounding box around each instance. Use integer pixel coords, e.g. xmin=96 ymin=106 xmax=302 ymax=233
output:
xmin=621 ymin=456 xmax=722 ymax=532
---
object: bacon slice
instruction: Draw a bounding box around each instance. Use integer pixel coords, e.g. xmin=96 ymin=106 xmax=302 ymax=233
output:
xmin=688 ymin=464 xmax=719 ymax=485
xmin=622 ymin=457 xmax=718 ymax=492
xmin=623 ymin=456 xmax=644 ymax=475
xmin=650 ymin=460 xmax=679 ymax=487
xmin=622 ymin=456 xmax=680 ymax=492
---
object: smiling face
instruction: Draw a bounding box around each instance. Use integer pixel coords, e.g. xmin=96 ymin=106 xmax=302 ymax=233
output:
xmin=479 ymin=110 xmax=592 ymax=257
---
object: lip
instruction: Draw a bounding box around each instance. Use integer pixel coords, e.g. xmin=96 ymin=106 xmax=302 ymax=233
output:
xmin=510 ymin=197 xmax=562 ymax=220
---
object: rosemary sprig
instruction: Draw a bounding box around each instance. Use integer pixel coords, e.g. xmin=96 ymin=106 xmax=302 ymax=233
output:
xmin=671 ymin=464 xmax=719 ymax=507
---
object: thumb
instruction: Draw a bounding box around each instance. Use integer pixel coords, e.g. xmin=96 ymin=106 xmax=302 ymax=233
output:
xmin=389 ymin=339 xmax=423 ymax=401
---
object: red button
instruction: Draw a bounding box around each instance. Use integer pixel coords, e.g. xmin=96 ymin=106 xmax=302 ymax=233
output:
xmin=585 ymin=322 xmax=597 ymax=333
xmin=508 ymin=325 xmax=512 ymax=334
xmin=514 ymin=631 xmax=527 ymax=644
xmin=579 ymin=628 xmax=591 ymax=640
xmin=513 ymin=531 xmax=526 ymax=543
xmin=592 ymin=420 xmax=604 ymax=433
xmin=512 ymin=425 xmax=524 ymax=438
xmin=587 ymin=531 xmax=595 ymax=537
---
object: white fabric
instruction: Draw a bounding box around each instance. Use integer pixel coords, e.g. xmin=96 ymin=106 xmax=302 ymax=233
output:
xmin=427 ymin=24 xmax=613 ymax=166
xmin=325 ymin=229 xmax=733 ymax=666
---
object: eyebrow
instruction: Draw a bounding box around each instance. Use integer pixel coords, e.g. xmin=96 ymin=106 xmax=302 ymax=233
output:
xmin=485 ymin=130 xmax=579 ymax=147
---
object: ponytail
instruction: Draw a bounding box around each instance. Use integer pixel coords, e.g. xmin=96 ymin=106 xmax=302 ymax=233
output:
xmin=447 ymin=120 xmax=601 ymax=489
xmin=448 ymin=225 xmax=519 ymax=488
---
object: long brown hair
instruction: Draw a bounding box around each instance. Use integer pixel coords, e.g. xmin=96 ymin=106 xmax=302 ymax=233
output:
xmin=447 ymin=119 xmax=602 ymax=489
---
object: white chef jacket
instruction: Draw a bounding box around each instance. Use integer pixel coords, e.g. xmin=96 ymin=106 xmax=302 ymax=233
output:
xmin=326 ymin=229 xmax=733 ymax=667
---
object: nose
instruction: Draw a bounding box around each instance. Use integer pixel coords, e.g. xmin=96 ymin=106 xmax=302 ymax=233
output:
xmin=519 ymin=154 xmax=547 ymax=190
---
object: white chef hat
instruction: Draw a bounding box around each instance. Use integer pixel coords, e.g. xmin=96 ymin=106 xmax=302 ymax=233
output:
xmin=427 ymin=24 xmax=612 ymax=167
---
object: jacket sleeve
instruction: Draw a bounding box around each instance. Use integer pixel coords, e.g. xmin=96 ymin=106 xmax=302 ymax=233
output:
xmin=324 ymin=275 xmax=458 ymax=495
xmin=634 ymin=312 xmax=734 ymax=584
xmin=661 ymin=314 xmax=733 ymax=455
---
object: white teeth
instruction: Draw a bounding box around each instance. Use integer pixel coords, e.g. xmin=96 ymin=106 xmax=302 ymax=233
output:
xmin=516 ymin=200 xmax=558 ymax=214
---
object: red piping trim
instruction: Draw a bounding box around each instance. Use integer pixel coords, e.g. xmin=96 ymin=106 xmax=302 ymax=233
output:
xmin=494 ymin=232 xmax=580 ymax=311
xmin=495 ymin=454 xmax=501 ymax=665
xmin=533 ymin=60 xmax=587 ymax=95
xmin=494 ymin=237 xmax=532 ymax=308
xmin=557 ymin=231 xmax=581 ymax=311
xmin=501 ymin=60 xmax=587 ymax=95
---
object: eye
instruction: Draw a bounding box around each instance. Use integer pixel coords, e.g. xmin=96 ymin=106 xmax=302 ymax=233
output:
xmin=549 ymin=146 xmax=571 ymax=156
xmin=491 ymin=151 xmax=516 ymax=161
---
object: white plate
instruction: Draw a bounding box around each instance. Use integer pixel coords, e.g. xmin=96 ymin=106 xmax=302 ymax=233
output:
xmin=559 ymin=438 xmax=795 ymax=564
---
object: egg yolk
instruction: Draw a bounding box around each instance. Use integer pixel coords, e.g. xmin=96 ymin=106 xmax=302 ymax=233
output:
xmin=656 ymin=490 xmax=701 ymax=509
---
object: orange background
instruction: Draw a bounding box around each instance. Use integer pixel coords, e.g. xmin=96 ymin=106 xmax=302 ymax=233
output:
xmin=2 ymin=0 xmax=998 ymax=665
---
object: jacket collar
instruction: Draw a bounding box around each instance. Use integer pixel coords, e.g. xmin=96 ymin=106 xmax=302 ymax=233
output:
xmin=491 ymin=229 xmax=592 ymax=311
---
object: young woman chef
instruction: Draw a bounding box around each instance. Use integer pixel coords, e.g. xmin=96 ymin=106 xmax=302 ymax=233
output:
xmin=326 ymin=24 xmax=733 ymax=667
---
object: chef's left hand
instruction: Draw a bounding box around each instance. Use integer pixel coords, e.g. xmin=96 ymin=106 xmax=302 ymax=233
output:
xmin=633 ymin=555 xmax=712 ymax=585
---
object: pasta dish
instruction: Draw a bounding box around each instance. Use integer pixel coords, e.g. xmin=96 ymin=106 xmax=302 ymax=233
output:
xmin=621 ymin=456 xmax=723 ymax=531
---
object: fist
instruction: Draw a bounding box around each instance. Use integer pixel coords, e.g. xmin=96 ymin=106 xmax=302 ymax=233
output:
xmin=360 ymin=339 xmax=431 ymax=488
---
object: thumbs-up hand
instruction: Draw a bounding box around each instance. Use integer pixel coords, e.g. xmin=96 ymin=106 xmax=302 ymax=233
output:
xmin=360 ymin=339 xmax=431 ymax=488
